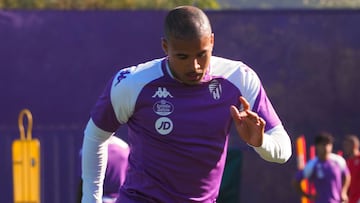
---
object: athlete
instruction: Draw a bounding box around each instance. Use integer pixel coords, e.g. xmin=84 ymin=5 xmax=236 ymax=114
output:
xmin=343 ymin=134 xmax=360 ymax=203
xmin=292 ymin=132 xmax=351 ymax=203
xmin=81 ymin=5 xmax=292 ymax=203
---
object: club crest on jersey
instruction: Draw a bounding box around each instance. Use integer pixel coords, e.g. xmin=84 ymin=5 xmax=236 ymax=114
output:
xmin=152 ymin=87 xmax=174 ymax=98
xmin=114 ymin=69 xmax=130 ymax=86
xmin=155 ymin=117 xmax=173 ymax=135
xmin=209 ymin=79 xmax=222 ymax=100
xmin=153 ymin=100 xmax=174 ymax=116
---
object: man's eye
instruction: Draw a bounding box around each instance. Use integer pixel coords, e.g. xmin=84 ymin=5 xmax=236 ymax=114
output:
xmin=177 ymin=55 xmax=188 ymax=60
xmin=197 ymin=52 xmax=207 ymax=58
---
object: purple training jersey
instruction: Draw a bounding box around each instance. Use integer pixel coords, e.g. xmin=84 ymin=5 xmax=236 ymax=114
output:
xmin=90 ymin=56 xmax=282 ymax=202
xmin=295 ymin=153 xmax=350 ymax=203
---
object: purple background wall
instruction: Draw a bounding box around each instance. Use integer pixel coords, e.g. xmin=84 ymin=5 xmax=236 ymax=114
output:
xmin=1 ymin=10 xmax=360 ymax=203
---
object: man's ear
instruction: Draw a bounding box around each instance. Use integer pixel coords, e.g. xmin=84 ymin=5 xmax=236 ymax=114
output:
xmin=210 ymin=33 xmax=215 ymax=49
xmin=161 ymin=37 xmax=168 ymax=54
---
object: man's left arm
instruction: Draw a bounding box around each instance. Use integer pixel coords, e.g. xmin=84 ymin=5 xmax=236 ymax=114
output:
xmin=253 ymin=124 xmax=292 ymax=163
xmin=230 ymin=96 xmax=292 ymax=163
xmin=341 ymin=165 xmax=351 ymax=202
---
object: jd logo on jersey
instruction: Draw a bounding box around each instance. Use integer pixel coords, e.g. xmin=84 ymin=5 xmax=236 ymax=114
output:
xmin=155 ymin=117 xmax=173 ymax=135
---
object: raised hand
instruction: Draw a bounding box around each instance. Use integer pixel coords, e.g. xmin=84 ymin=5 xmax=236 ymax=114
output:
xmin=230 ymin=96 xmax=265 ymax=147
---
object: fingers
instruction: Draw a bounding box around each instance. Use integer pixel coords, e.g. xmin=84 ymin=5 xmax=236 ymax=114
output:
xmin=230 ymin=105 xmax=240 ymax=120
xmin=239 ymin=96 xmax=250 ymax=111
xmin=238 ymin=96 xmax=263 ymax=124
xmin=232 ymin=97 xmax=265 ymax=127
xmin=232 ymin=96 xmax=256 ymax=120
xmin=243 ymin=112 xmax=263 ymax=126
xmin=259 ymin=117 xmax=266 ymax=128
xmin=230 ymin=105 xmax=248 ymax=120
xmin=241 ymin=109 xmax=265 ymax=128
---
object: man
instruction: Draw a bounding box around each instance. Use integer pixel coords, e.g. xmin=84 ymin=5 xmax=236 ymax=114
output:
xmin=82 ymin=5 xmax=292 ymax=203
xmin=343 ymin=134 xmax=360 ymax=203
xmin=292 ymin=132 xmax=351 ymax=203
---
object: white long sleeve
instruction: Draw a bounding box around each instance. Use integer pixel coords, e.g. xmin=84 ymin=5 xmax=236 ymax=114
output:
xmin=81 ymin=119 xmax=113 ymax=203
xmin=253 ymin=125 xmax=292 ymax=163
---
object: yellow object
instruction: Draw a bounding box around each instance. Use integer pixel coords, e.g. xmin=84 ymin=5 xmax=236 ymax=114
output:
xmin=12 ymin=109 xmax=41 ymax=203
xmin=296 ymin=135 xmax=310 ymax=203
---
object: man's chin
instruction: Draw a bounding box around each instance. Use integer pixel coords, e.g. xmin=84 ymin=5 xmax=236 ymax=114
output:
xmin=183 ymin=80 xmax=202 ymax=86
xmin=176 ymin=75 xmax=203 ymax=85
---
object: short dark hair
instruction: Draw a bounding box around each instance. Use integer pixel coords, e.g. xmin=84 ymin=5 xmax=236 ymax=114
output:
xmin=314 ymin=131 xmax=334 ymax=145
xmin=164 ymin=5 xmax=212 ymax=40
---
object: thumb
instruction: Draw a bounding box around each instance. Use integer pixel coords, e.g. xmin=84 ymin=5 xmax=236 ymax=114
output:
xmin=230 ymin=105 xmax=240 ymax=119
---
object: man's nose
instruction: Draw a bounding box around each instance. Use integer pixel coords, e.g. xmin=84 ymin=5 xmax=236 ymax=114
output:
xmin=191 ymin=58 xmax=200 ymax=70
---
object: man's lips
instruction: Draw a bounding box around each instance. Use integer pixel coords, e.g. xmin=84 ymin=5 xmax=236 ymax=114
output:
xmin=186 ymin=72 xmax=203 ymax=80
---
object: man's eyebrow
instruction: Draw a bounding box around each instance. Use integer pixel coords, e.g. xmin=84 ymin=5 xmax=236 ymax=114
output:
xmin=197 ymin=50 xmax=207 ymax=55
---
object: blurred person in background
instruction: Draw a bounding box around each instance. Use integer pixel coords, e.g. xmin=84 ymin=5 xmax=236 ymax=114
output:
xmin=292 ymin=131 xmax=351 ymax=203
xmin=343 ymin=134 xmax=360 ymax=203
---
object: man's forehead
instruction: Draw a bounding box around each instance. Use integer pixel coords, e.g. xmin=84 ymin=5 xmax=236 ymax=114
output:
xmin=169 ymin=38 xmax=213 ymax=53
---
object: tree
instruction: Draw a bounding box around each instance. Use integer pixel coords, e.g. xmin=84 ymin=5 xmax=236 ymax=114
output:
xmin=0 ymin=0 xmax=220 ymax=9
